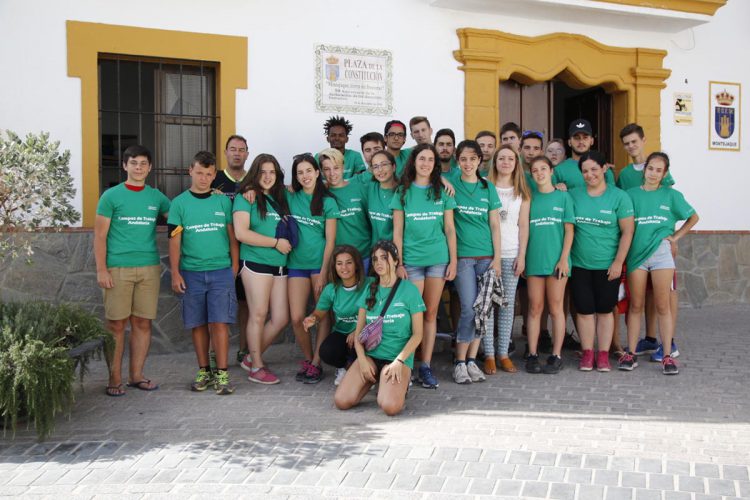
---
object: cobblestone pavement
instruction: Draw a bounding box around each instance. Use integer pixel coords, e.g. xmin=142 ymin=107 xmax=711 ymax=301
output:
xmin=2 ymin=304 xmax=749 ymax=499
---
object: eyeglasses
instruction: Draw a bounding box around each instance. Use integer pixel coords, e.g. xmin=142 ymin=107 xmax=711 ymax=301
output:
xmin=371 ymin=161 xmax=392 ymax=170
xmin=522 ymin=130 xmax=544 ymax=139
xmin=386 ymin=132 xmax=406 ymax=139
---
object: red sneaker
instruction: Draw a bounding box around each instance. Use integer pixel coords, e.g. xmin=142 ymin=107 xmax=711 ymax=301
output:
xmin=596 ymin=350 xmax=611 ymax=372
xmin=247 ymin=367 xmax=280 ymax=385
xmin=579 ymin=349 xmax=594 ymax=371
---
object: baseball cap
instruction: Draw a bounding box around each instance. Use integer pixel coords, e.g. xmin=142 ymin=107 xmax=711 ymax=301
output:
xmin=568 ymin=119 xmax=593 ymax=137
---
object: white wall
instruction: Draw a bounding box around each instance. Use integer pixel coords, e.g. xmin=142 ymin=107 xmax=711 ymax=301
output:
xmin=1 ymin=0 xmax=747 ymax=229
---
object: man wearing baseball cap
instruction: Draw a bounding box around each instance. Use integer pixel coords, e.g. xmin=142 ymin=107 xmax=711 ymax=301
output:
xmin=553 ymin=119 xmax=615 ymax=190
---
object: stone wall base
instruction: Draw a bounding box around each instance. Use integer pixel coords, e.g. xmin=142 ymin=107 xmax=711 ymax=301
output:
xmin=1 ymin=231 xmax=747 ymax=353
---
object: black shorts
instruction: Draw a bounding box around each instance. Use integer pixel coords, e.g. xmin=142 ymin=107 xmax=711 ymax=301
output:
xmin=570 ymin=267 xmax=620 ymax=315
xmin=371 ymin=357 xmax=392 ymax=378
xmin=240 ymin=259 xmax=288 ymax=277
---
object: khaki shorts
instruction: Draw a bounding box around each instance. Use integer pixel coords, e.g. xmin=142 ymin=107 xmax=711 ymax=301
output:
xmin=103 ymin=265 xmax=162 ymax=320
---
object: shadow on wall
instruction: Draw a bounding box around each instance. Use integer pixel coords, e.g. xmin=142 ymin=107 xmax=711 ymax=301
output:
xmin=0 ymin=231 xmax=748 ymax=354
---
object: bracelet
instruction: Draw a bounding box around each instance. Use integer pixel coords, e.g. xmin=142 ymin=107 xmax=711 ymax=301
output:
xmin=396 ymin=358 xmax=404 ymax=365
xmin=273 ymin=238 xmax=278 ymax=249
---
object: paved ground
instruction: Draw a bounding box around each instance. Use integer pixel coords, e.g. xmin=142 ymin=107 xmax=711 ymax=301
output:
xmin=1 ymin=304 xmax=749 ymax=499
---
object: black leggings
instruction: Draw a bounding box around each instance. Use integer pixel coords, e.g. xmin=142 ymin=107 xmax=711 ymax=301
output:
xmin=570 ymin=267 xmax=620 ymax=314
xmin=319 ymin=332 xmax=355 ymax=368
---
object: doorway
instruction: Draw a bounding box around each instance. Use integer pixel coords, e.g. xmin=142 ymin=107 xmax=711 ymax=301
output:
xmin=499 ymin=79 xmax=614 ymax=161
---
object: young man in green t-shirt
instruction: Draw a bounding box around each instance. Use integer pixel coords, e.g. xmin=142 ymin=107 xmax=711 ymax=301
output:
xmin=168 ymin=151 xmax=239 ymax=395
xmin=554 ymin=119 xmax=616 ymax=190
xmin=384 ymin=120 xmax=411 ymax=177
xmin=500 ymin=122 xmax=522 ymax=153
xmin=435 ymin=128 xmax=458 ymax=176
xmin=475 ymin=130 xmax=497 ymax=176
xmin=409 ymin=116 xmax=433 ymax=145
xmin=318 ymin=115 xmax=365 ymax=179
xmin=95 ymin=145 xmax=170 ymax=397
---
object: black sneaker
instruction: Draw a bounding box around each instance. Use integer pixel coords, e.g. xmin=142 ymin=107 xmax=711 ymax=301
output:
xmin=542 ymin=355 xmax=563 ymax=374
xmin=618 ymin=352 xmax=638 ymax=371
xmin=525 ymin=354 xmax=542 ymax=374
xmin=539 ymin=331 xmax=553 ymax=353
xmin=523 ymin=343 xmax=530 ymax=360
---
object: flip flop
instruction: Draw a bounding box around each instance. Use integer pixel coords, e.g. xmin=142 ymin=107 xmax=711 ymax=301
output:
xmin=126 ymin=379 xmax=159 ymax=391
xmin=105 ymin=384 xmax=126 ymax=397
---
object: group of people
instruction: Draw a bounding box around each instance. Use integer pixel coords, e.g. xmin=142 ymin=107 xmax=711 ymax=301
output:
xmin=94 ymin=114 xmax=698 ymax=416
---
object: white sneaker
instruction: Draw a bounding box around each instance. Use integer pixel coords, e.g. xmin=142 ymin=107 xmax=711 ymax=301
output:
xmin=466 ymin=361 xmax=486 ymax=382
xmin=334 ymin=367 xmax=347 ymax=386
xmin=453 ymin=363 xmax=472 ymax=384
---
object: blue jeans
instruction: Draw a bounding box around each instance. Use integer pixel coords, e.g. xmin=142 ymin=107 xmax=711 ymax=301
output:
xmin=454 ymin=258 xmax=492 ymax=344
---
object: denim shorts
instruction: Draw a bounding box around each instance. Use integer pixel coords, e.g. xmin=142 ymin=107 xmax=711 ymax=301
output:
xmin=638 ymin=239 xmax=675 ymax=272
xmin=404 ymin=263 xmax=447 ymax=281
xmin=288 ymin=268 xmax=321 ymax=279
xmin=181 ymin=267 xmax=238 ymax=329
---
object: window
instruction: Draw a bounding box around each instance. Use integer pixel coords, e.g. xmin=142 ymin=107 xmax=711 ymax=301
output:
xmin=98 ymin=55 xmax=217 ymax=198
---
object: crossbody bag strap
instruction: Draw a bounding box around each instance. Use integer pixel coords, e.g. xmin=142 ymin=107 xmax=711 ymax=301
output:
xmin=263 ymin=194 xmax=287 ymax=217
xmin=378 ymin=278 xmax=401 ymax=317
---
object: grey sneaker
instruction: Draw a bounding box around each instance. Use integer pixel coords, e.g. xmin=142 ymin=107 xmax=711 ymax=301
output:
xmin=453 ymin=362 xmax=472 ymax=384
xmin=214 ymin=370 xmax=235 ymax=395
xmin=466 ymin=361 xmax=486 ymax=382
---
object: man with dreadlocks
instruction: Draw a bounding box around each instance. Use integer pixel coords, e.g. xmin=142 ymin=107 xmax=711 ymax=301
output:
xmin=316 ymin=115 xmax=366 ymax=179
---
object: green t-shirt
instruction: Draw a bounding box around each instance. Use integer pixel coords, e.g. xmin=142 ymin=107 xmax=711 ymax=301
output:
xmin=349 ymin=170 xmax=374 ymax=185
xmin=452 ymin=177 xmax=502 ymax=258
xmin=390 ymin=184 xmax=457 ymax=267
xmin=315 ymin=149 xmax=366 ymax=180
xmin=394 ymin=148 xmax=412 ymax=178
xmin=625 ymin=187 xmax=695 ymax=272
xmin=524 ymin=171 xmax=539 ymax=194
xmin=440 ymin=164 xmax=462 ymax=181
xmin=287 ymin=191 xmax=340 ymax=270
xmin=569 ymin=186 xmax=634 ymax=270
xmin=232 ymin=194 xmax=288 ymax=268
xmin=358 ymin=279 xmax=426 ymax=369
xmin=526 ymin=189 xmax=575 ymax=276
xmin=365 ymin=182 xmax=396 ymax=248
xmin=168 ymin=191 xmax=233 ymax=272
xmin=553 ymin=158 xmax=616 ymax=190
xmin=330 ymin=182 xmax=371 ymax=256
xmin=96 ymin=183 xmax=170 ymax=268
xmin=317 ymin=278 xmax=374 ymax=334
xmin=616 ymin=163 xmax=676 ymax=191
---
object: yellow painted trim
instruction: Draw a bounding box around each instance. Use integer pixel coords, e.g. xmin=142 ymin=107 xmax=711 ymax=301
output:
xmin=594 ymin=0 xmax=726 ymax=16
xmin=454 ymin=29 xmax=671 ymax=170
xmin=66 ymin=21 xmax=247 ymax=227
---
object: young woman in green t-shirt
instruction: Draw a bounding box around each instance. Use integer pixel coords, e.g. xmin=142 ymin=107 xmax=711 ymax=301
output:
xmin=233 ymin=154 xmax=292 ymax=385
xmin=334 ymin=240 xmax=425 ymax=416
xmin=319 ymin=148 xmax=372 ymax=270
xmin=525 ymin=156 xmax=575 ymax=375
xmin=620 ymin=152 xmax=699 ymax=375
xmin=303 ymin=245 xmax=370 ymax=386
xmin=569 ymin=151 xmax=634 ymax=373
xmin=451 ymin=140 xmax=502 ymax=385
xmin=366 ymin=150 xmax=398 ymax=248
xmin=391 ymin=144 xmax=458 ymax=389
xmin=287 ymin=154 xmax=339 ymax=384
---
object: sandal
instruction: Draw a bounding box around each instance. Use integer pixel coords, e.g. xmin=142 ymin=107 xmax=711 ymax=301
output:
xmin=105 ymin=384 xmax=125 ymax=397
xmin=484 ymin=357 xmax=497 ymax=375
xmin=126 ymin=379 xmax=159 ymax=391
xmin=498 ymin=356 xmax=517 ymax=373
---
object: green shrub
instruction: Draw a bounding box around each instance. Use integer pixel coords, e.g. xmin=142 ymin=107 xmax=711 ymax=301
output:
xmin=0 ymin=302 xmax=113 ymax=440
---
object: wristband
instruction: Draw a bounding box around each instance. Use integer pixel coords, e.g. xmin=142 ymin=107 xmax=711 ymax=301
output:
xmin=273 ymin=238 xmax=278 ymax=249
